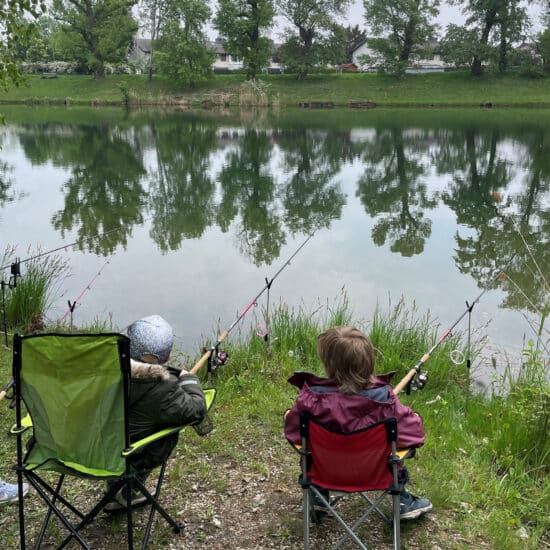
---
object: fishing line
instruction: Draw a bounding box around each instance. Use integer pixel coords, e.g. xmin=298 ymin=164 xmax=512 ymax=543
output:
xmin=190 ymin=231 xmax=315 ymax=377
xmin=0 ymin=215 xmax=153 ymax=272
xmin=59 ymin=258 xmax=112 ymax=326
xmin=394 ymin=250 xmax=519 ymax=395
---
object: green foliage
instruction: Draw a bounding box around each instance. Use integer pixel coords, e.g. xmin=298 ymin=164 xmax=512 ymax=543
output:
xmin=1 ymin=248 xmax=69 ymax=333
xmin=440 ymin=24 xmax=481 ymax=69
xmin=453 ymin=0 xmax=530 ymax=76
xmin=213 ymin=0 xmax=275 ymax=80
xmin=362 ymin=0 xmax=440 ymax=77
xmin=359 ymin=38 xmax=408 ymax=76
xmin=369 ymin=297 xmax=466 ymax=388
xmin=278 ymin=0 xmax=351 ymax=79
xmin=154 ymin=0 xmax=213 ymax=86
xmin=15 ymin=15 xmax=58 ymax=63
xmin=0 ymin=0 xmax=45 ymax=91
xmin=538 ymin=28 xmax=550 ymax=74
xmin=51 ymin=0 xmax=138 ymax=78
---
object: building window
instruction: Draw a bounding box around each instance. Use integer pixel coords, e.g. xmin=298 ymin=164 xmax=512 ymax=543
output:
xmin=232 ymin=55 xmax=241 ymax=63
xmin=220 ymin=54 xmax=227 ymax=62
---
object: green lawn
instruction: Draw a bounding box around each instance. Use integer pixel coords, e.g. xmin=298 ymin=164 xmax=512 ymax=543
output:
xmin=2 ymin=72 xmax=550 ymax=107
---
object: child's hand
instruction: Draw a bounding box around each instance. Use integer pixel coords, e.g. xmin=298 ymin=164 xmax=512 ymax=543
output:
xmin=178 ymin=369 xmax=190 ymax=378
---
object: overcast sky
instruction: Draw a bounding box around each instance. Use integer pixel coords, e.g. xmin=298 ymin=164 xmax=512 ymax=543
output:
xmin=268 ymin=1 xmax=543 ymax=41
xmin=345 ymin=0 xmax=464 ymax=32
xmin=204 ymin=1 xmax=543 ymax=41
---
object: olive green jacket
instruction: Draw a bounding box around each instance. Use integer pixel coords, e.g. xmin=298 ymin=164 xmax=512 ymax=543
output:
xmin=127 ymin=359 xmax=206 ymax=469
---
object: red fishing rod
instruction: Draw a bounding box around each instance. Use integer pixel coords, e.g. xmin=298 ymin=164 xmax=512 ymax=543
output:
xmin=190 ymin=232 xmax=315 ymax=375
xmin=394 ymin=255 xmax=517 ymax=395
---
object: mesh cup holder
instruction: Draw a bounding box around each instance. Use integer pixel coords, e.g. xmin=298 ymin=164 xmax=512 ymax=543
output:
xmin=192 ymin=413 xmax=214 ymax=436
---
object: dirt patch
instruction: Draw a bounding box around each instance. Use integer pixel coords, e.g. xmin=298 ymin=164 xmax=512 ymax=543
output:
xmin=1 ymin=450 xmax=449 ymax=549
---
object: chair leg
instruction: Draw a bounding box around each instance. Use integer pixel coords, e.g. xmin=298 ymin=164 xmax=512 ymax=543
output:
xmin=125 ymin=480 xmax=134 ymax=550
xmin=392 ymin=492 xmax=401 ymax=550
xmin=38 ymin=474 xmax=65 ymax=547
xmin=309 ymin=487 xmax=368 ymax=550
xmin=303 ymin=486 xmax=310 ymax=550
xmin=26 ymin=474 xmax=90 ymax=549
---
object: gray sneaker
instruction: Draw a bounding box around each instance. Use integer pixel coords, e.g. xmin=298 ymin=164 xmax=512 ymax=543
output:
xmin=399 ymin=491 xmax=432 ymax=520
xmin=104 ymin=487 xmax=148 ymax=513
xmin=0 ymin=478 xmax=29 ymax=504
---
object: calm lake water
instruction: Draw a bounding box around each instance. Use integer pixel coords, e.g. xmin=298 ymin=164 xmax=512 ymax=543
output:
xmin=1 ymin=106 xmax=549 ymax=380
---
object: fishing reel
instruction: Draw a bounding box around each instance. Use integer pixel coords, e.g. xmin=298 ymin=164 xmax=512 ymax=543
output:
xmin=202 ymin=346 xmax=229 ymax=373
xmin=410 ymin=370 xmax=429 ymax=392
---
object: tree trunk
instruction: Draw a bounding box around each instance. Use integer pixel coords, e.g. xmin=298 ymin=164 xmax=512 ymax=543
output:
xmin=499 ymin=35 xmax=507 ymax=73
xmin=471 ymin=57 xmax=484 ymax=76
xmin=94 ymin=64 xmax=105 ymax=79
xmin=470 ymin=7 xmax=498 ymax=77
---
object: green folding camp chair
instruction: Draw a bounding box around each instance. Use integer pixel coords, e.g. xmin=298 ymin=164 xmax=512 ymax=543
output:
xmin=10 ymin=332 xmax=216 ymax=549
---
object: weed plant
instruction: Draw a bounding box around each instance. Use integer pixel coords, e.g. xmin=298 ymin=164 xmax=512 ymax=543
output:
xmin=1 ymin=247 xmax=69 ymax=333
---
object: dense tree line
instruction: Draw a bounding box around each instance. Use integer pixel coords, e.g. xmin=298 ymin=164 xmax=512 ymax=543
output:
xmin=2 ymin=0 xmax=550 ymax=83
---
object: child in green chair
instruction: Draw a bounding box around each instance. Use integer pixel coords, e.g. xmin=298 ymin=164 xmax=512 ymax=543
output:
xmin=106 ymin=315 xmax=206 ymax=511
xmin=284 ymin=326 xmax=432 ymax=521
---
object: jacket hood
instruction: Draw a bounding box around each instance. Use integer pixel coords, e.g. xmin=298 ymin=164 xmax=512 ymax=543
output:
xmin=287 ymin=370 xmax=396 ymax=390
xmin=130 ymin=359 xmax=171 ymax=382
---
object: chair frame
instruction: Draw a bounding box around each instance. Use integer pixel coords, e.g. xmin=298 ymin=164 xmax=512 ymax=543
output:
xmin=298 ymin=413 xmax=404 ymax=550
xmin=11 ymin=332 xmax=213 ymax=550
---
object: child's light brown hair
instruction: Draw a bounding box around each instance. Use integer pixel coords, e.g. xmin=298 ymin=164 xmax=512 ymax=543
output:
xmin=317 ymin=326 xmax=375 ymax=394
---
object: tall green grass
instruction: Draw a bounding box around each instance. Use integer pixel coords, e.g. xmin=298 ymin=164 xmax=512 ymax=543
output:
xmin=1 ymin=247 xmax=69 ymax=333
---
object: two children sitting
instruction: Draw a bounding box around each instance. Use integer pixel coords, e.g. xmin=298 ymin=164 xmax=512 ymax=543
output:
xmin=126 ymin=318 xmax=431 ymax=522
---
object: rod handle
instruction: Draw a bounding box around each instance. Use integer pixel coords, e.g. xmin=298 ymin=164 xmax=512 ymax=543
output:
xmin=189 ymin=331 xmax=229 ymax=375
xmin=393 ymin=354 xmax=427 ymax=395
xmin=394 ymin=368 xmax=418 ymax=395
xmin=0 ymin=379 xmax=14 ymax=401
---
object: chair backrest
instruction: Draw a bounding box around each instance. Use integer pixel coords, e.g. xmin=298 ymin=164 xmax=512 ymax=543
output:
xmin=13 ymin=332 xmax=131 ymax=477
xmin=302 ymin=414 xmax=397 ymax=492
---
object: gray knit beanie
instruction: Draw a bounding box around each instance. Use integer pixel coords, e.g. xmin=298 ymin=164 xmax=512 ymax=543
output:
xmin=127 ymin=314 xmax=174 ymax=364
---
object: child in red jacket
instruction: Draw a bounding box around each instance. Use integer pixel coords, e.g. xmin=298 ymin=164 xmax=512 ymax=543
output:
xmin=284 ymin=326 xmax=432 ymax=520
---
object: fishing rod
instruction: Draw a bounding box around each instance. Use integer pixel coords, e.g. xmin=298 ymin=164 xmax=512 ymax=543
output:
xmin=394 ymin=255 xmax=517 ymax=396
xmin=59 ymin=258 xmax=112 ymax=327
xmin=0 ymin=218 xmax=149 ymax=273
xmin=189 ymin=232 xmax=315 ymax=376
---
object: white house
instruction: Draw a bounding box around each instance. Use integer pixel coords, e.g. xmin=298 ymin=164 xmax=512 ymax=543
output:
xmin=208 ymin=38 xmax=282 ymax=73
xmin=351 ymin=38 xmax=447 ymax=73
xmin=129 ymin=37 xmax=282 ymax=73
xmin=208 ymin=38 xmax=244 ymax=71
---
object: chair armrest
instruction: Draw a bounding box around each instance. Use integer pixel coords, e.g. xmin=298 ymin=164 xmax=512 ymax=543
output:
xmin=123 ymin=426 xmax=185 ymax=457
xmin=123 ymin=388 xmax=217 ymax=457
xmin=396 ymin=448 xmax=415 ymax=460
xmin=204 ymin=388 xmax=216 ymax=411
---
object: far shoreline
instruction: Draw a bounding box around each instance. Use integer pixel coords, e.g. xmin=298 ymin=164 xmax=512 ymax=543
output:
xmin=2 ymin=72 xmax=550 ymax=109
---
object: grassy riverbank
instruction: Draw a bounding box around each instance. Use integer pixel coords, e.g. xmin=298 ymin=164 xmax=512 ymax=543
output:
xmin=2 ymin=72 xmax=550 ymax=108
xmin=0 ymin=297 xmax=548 ymax=549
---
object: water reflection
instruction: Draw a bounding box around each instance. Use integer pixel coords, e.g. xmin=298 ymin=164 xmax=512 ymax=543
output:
xmin=356 ymin=127 xmax=436 ymax=257
xmin=1 ymin=108 xmax=550 ymax=319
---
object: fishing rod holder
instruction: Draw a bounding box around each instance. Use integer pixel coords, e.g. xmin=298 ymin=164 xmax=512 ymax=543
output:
xmin=1 ymin=259 xmax=21 ymax=291
xmin=1 ymin=259 xmax=21 ymax=347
